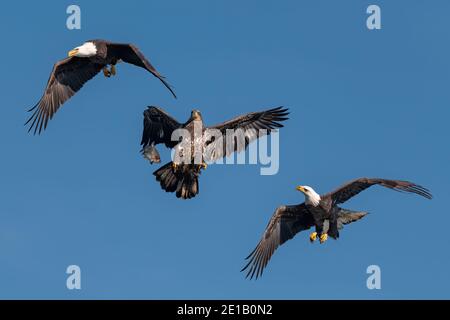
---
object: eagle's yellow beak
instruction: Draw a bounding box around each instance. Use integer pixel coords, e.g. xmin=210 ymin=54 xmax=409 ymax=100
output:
xmin=296 ymin=186 xmax=306 ymax=193
xmin=68 ymin=49 xmax=79 ymax=57
xmin=192 ymin=111 xmax=202 ymax=120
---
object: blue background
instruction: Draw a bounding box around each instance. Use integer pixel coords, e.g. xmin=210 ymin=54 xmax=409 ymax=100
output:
xmin=0 ymin=1 xmax=448 ymax=299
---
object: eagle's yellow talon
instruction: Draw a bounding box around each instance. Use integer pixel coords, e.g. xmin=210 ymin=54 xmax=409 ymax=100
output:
xmin=110 ymin=65 xmax=116 ymax=76
xmin=319 ymin=233 xmax=328 ymax=244
xmin=103 ymin=67 xmax=111 ymax=77
xmin=309 ymin=232 xmax=317 ymax=242
xmin=172 ymin=162 xmax=179 ymax=171
xmin=196 ymin=162 xmax=207 ymax=173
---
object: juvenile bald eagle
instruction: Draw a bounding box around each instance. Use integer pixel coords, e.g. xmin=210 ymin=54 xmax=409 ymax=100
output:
xmin=141 ymin=106 xmax=289 ymax=199
xmin=242 ymin=178 xmax=432 ymax=279
xmin=26 ymin=40 xmax=176 ymax=134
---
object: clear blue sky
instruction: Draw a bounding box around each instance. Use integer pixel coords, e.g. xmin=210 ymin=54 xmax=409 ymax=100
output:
xmin=0 ymin=1 xmax=448 ymax=299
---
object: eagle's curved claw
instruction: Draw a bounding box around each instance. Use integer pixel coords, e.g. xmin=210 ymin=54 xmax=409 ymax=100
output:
xmin=110 ymin=65 xmax=116 ymax=76
xmin=309 ymin=232 xmax=317 ymax=243
xmin=103 ymin=67 xmax=111 ymax=78
xmin=319 ymin=233 xmax=328 ymax=244
xmin=196 ymin=162 xmax=207 ymax=173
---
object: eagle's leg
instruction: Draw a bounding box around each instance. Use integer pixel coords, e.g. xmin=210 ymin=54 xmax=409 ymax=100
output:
xmin=110 ymin=64 xmax=117 ymax=76
xmin=313 ymin=221 xmax=327 ymax=243
xmin=103 ymin=67 xmax=111 ymax=78
xmin=196 ymin=161 xmax=208 ymax=173
xmin=309 ymin=232 xmax=318 ymax=243
xmin=319 ymin=233 xmax=328 ymax=244
xmin=172 ymin=162 xmax=179 ymax=172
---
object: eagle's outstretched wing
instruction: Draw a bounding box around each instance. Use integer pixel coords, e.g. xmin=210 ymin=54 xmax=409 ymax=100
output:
xmin=141 ymin=106 xmax=182 ymax=149
xmin=241 ymin=204 xmax=314 ymax=280
xmin=26 ymin=57 xmax=104 ymax=134
xmin=324 ymin=178 xmax=432 ymax=205
xmin=106 ymin=43 xmax=176 ymax=98
xmin=204 ymin=107 xmax=289 ymax=162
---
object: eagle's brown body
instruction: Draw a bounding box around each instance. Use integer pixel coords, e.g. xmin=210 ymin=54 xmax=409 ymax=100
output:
xmin=141 ymin=106 xmax=289 ymax=199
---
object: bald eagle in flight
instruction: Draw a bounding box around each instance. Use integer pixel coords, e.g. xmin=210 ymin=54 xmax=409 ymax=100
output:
xmin=242 ymin=178 xmax=432 ymax=279
xmin=26 ymin=39 xmax=176 ymax=134
xmin=140 ymin=106 xmax=289 ymax=199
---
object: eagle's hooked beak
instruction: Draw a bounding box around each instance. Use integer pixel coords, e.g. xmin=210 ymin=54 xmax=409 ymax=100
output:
xmin=68 ymin=48 xmax=79 ymax=57
xmin=296 ymin=186 xmax=306 ymax=193
xmin=192 ymin=110 xmax=202 ymax=120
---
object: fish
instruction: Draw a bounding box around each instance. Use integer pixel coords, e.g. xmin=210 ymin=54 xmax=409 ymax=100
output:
xmin=142 ymin=143 xmax=161 ymax=164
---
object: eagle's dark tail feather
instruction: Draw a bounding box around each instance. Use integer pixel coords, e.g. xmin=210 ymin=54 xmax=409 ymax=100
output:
xmin=337 ymin=208 xmax=368 ymax=230
xmin=153 ymin=162 xmax=199 ymax=200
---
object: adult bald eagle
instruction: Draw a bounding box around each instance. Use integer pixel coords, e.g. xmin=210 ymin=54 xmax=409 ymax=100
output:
xmin=242 ymin=178 xmax=432 ymax=279
xmin=26 ymin=40 xmax=176 ymax=134
xmin=141 ymin=106 xmax=289 ymax=199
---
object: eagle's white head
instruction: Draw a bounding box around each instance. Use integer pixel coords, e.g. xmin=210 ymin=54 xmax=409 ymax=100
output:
xmin=296 ymin=185 xmax=321 ymax=206
xmin=68 ymin=42 xmax=97 ymax=57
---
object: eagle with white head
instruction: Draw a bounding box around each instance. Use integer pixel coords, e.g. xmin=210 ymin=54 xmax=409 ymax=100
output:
xmin=242 ymin=177 xmax=432 ymax=280
xmin=26 ymin=39 xmax=176 ymax=134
